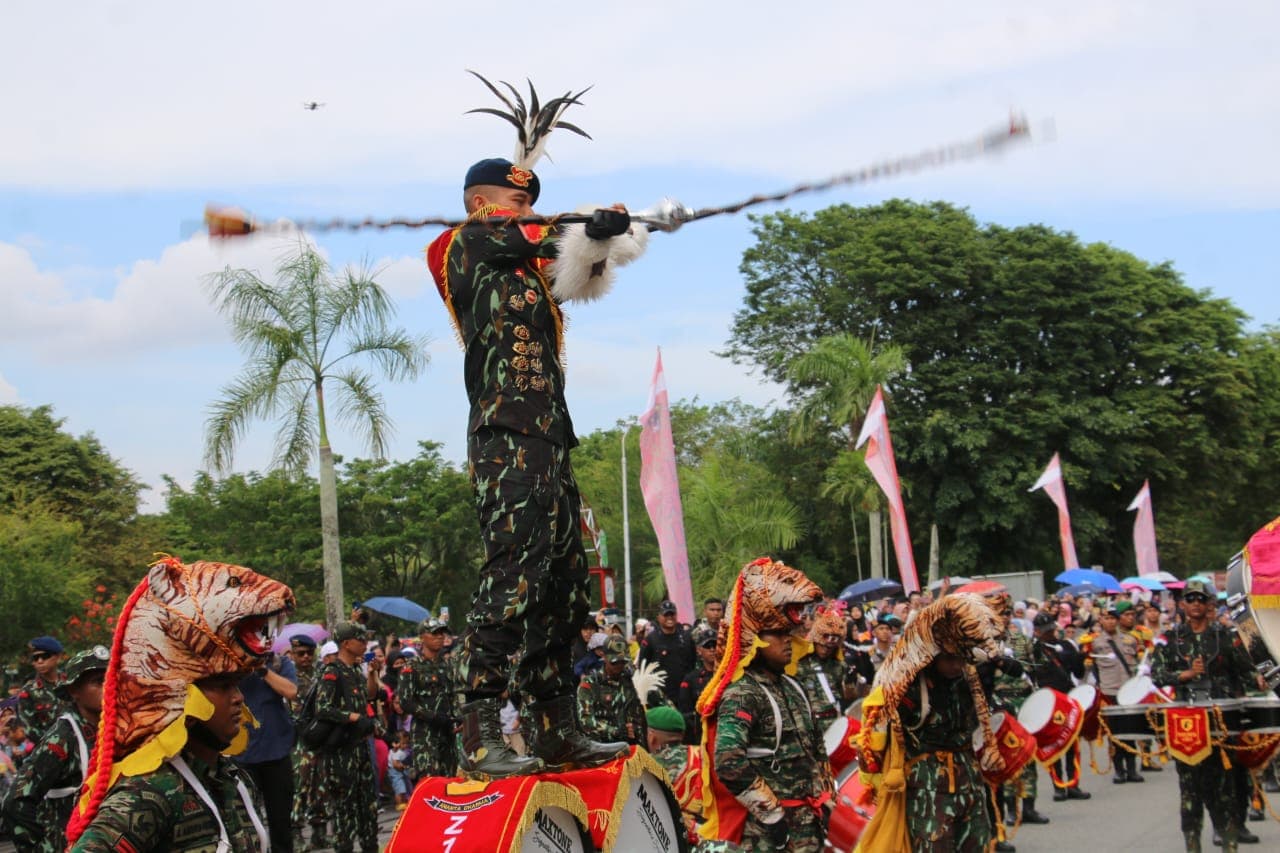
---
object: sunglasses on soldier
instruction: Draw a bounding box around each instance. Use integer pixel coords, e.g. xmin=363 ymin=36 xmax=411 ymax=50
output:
xmin=1183 ymin=594 xmax=1210 ymax=604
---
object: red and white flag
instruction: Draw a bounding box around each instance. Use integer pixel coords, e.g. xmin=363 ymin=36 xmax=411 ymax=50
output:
xmin=638 ymin=349 xmax=695 ymax=624
xmin=855 ymin=386 xmax=920 ymax=593
xmin=1029 ymin=453 xmax=1081 ymax=571
xmin=1127 ymin=480 xmax=1160 ymax=578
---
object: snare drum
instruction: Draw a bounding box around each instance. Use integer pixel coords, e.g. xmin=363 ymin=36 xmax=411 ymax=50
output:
xmin=1116 ymin=675 xmax=1169 ymax=706
xmin=1069 ymin=684 xmax=1102 ymax=742
xmin=1100 ymin=703 xmax=1155 ymax=741
xmin=826 ymin=760 xmax=874 ymax=853
xmin=824 ymin=715 xmax=860 ymax=775
xmin=973 ymin=711 xmax=1036 ymax=787
xmin=1241 ymin=696 xmax=1280 ymax=733
xmin=1225 ymin=548 xmax=1280 ymax=690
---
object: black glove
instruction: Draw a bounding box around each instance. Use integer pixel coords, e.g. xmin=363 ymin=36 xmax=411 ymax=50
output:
xmin=584 ymin=208 xmax=630 ymax=240
xmin=764 ymin=817 xmax=789 ymax=848
xmin=998 ymin=657 xmax=1024 ymax=678
xmin=352 ymin=715 xmax=375 ymax=737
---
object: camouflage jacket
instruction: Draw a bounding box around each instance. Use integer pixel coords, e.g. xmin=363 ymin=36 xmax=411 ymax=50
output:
xmin=70 ymin=750 xmax=266 ymax=852
xmin=397 ymin=654 xmax=457 ymax=729
xmin=433 ymin=214 xmax=575 ymax=446
xmin=4 ymin=708 xmax=94 ymax=853
xmin=291 ymin=663 xmax=318 ymax=717
xmin=651 ymin=742 xmax=689 ymax=780
xmin=992 ymin=628 xmax=1035 ymax=707
xmin=314 ymin=659 xmax=372 ymax=745
xmin=16 ymin=673 xmax=66 ymax=744
xmin=577 ymin=668 xmax=647 ymax=745
xmin=897 ymin=670 xmax=977 ymax=758
xmin=1151 ymin=622 xmax=1254 ymax=701
xmin=794 ymin=651 xmax=851 ymax=724
xmin=713 ymin=667 xmax=831 ymax=802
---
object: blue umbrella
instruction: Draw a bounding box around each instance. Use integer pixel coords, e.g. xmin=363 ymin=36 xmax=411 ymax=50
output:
xmin=837 ymin=577 xmax=903 ymax=605
xmin=1059 ymin=581 xmax=1118 ymax=597
xmin=359 ymin=596 xmax=430 ymax=624
xmin=1121 ymin=576 xmax=1166 ymax=592
xmin=1054 ymin=568 xmax=1123 ymax=592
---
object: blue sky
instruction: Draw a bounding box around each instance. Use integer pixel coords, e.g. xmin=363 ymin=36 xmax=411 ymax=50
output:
xmin=2 ymin=2 xmax=1276 ymax=512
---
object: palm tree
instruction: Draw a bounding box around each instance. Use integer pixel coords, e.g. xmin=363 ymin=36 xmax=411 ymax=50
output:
xmin=205 ymin=242 xmax=429 ymax=626
xmin=787 ymin=332 xmax=906 ymax=580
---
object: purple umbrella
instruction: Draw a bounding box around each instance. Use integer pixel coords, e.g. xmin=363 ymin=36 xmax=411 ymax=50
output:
xmin=272 ymin=622 xmax=328 ymax=654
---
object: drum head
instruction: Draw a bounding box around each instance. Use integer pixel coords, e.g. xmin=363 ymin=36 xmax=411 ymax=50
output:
xmin=824 ymin=717 xmax=851 ymax=754
xmin=1069 ymin=684 xmax=1098 ymax=710
xmin=1117 ymin=676 xmax=1157 ymax=705
xmin=1017 ymin=689 xmax=1056 ymax=734
xmin=519 ymin=807 xmax=594 ymax=853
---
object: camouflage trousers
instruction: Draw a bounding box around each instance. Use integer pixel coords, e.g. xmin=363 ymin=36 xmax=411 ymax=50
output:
xmin=1176 ymin=749 xmax=1248 ymax=844
xmin=459 ymin=428 xmax=590 ymax=702
xmin=322 ymin=740 xmax=379 ymax=853
xmin=290 ymin=743 xmax=328 ymax=830
xmin=739 ymin=805 xmax=823 ymax=852
xmin=412 ymin=721 xmax=459 ymax=778
xmin=1001 ymin=756 xmax=1037 ymax=802
xmin=906 ymin=750 xmax=993 ymax=852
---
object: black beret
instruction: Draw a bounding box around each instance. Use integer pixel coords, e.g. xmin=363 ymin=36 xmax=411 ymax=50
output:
xmin=1033 ymin=612 xmax=1057 ymax=629
xmin=464 ymin=158 xmax=540 ymax=204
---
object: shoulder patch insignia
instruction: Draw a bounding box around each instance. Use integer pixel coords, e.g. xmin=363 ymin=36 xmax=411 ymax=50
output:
xmin=323 ymin=673 xmax=338 ymax=681
xmin=735 ymin=710 xmax=753 ymax=723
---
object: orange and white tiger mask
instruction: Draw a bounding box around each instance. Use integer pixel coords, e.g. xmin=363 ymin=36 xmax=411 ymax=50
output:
xmin=112 ymin=557 xmax=295 ymax=755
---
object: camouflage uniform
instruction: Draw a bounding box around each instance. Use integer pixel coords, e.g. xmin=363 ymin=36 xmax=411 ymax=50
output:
xmin=70 ymin=749 xmax=267 ymax=852
xmin=289 ymin=661 xmax=328 ymax=844
xmin=397 ymin=654 xmax=459 ymax=777
xmin=314 ymin=658 xmax=378 ymax=853
xmin=15 ymin=673 xmax=65 ymax=744
xmin=794 ymin=651 xmax=851 ymax=728
xmin=576 ymin=667 xmax=647 ymax=746
xmin=1152 ymin=620 xmax=1254 ymax=850
xmin=897 ymin=669 xmax=993 ymax=852
xmin=651 ymin=742 xmax=689 ymax=779
xmin=992 ymin=627 xmax=1037 ymax=801
xmin=4 ymin=709 xmax=94 ymax=853
xmin=714 ymin=667 xmax=832 ymax=852
xmin=438 ymin=215 xmax=591 ymax=703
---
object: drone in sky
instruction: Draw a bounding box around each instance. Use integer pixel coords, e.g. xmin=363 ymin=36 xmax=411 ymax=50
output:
xmin=302 ymin=101 xmax=326 ymax=111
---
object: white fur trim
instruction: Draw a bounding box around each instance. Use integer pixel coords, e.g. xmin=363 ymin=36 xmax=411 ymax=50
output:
xmin=550 ymin=207 xmax=652 ymax=303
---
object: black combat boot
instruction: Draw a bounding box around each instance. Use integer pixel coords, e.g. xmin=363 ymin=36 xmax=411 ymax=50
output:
xmin=527 ymin=694 xmax=629 ymax=770
xmin=459 ymin=697 xmax=544 ymax=778
xmin=1021 ymin=798 xmax=1050 ymax=824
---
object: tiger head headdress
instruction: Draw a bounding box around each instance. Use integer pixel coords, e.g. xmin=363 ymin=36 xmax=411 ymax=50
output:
xmin=696 ymin=557 xmax=824 ymax=717
xmin=67 ymin=556 xmax=294 ymax=844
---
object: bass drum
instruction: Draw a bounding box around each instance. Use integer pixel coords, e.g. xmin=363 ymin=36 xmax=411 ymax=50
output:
xmin=826 ymin=760 xmax=875 ymax=853
xmin=1225 ymin=550 xmax=1280 ymax=694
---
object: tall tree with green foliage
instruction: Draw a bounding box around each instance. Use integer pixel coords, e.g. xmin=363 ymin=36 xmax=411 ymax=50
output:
xmin=728 ymin=200 xmax=1262 ymax=574
xmin=205 ymin=243 xmax=429 ymax=626
xmin=787 ymin=333 xmax=906 ymax=579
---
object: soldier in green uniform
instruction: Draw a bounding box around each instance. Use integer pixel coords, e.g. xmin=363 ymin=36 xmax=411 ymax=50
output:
xmin=794 ymin=606 xmax=855 ymax=730
xmin=4 ymin=646 xmax=109 ymax=853
xmin=397 ymin=617 xmax=459 ymax=777
xmin=714 ymin=628 xmax=833 ymax=853
xmin=577 ymin=636 xmax=647 ymax=746
xmin=1151 ymin=579 xmax=1265 ymax=852
xmin=70 ymin=671 xmax=270 ymax=852
xmin=313 ymin=621 xmax=379 ymax=853
xmin=287 ymin=634 xmax=328 ymax=852
xmin=990 ymin=601 xmax=1049 ymax=826
xmin=425 ymin=116 xmax=644 ymax=776
xmin=646 ymin=705 xmax=688 ymax=779
xmin=15 ymin=637 xmax=66 ymax=744
xmin=898 ymin=651 xmax=994 ymax=852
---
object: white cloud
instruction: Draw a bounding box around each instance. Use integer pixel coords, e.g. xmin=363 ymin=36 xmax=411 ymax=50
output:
xmin=0 ymin=371 xmax=17 ymax=404
xmin=0 ymin=3 xmax=1275 ymax=204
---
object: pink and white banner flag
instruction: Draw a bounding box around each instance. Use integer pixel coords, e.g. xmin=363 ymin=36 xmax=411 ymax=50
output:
xmin=638 ymin=349 xmax=695 ymax=624
xmin=855 ymin=386 xmax=920 ymax=593
xmin=1127 ymin=480 xmax=1160 ymax=578
xmin=1029 ymin=452 xmax=1081 ymax=571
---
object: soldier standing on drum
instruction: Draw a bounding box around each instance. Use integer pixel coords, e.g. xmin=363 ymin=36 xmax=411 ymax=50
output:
xmin=1085 ymin=602 xmax=1144 ymax=784
xmin=1152 ymin=579 xmax=1265 ymax=852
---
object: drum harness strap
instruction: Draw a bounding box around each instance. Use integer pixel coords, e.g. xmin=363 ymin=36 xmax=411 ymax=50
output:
xmin=44 ymin=713 xmax=90 ymax=799
xmin=742 ymin=674 xmax=832 ymax=816
xmin=1105 ymin=636 xmax=1134 ymax=678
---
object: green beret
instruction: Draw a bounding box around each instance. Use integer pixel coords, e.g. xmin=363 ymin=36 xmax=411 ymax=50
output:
xmin=1111 ymin=601 xmax=1133 ymax=615
xmin=646 ymin=705 xmax=685 ymax=734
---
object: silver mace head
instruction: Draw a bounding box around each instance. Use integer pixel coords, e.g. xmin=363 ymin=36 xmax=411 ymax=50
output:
xmin=632 ymin=197 xmax=694 ymax=233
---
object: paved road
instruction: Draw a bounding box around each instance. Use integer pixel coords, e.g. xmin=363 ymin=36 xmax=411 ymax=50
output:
xmin=1007 ymin=759 xmax=1280 ymax=853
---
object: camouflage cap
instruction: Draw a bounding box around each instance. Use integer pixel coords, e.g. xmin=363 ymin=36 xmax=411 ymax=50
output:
xmin=1183 ymin=579 xmax=1216 ymax=598
xmin=692 ymin=625 xmax=716 ymax=647
xmin=332 ymin=621 xmax=369 ymax=643
xmin=417 ymin=617 xmax=448 ymax=635
xmin=57 ymin=645 xmax=110 ymax=696
xmin=604 ymin=635 xmax=629 ymax=663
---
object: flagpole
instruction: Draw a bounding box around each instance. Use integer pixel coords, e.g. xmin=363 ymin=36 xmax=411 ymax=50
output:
xmin=621 ymin=422 xmax=634 ymax=639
